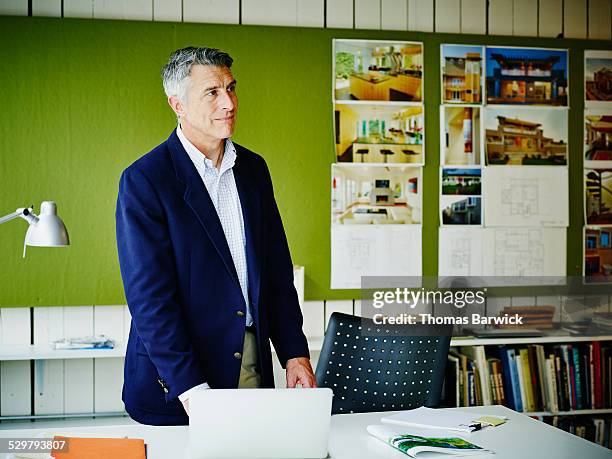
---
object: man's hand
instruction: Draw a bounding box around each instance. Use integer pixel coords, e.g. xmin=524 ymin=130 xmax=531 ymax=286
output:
xmin=286 ymin=357 xmax=317 ymax=388
xmin=181 ymin=398 xmax=190 ymax=416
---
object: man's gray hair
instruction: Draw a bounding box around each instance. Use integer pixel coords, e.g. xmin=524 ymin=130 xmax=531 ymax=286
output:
xmin=161 ymin=47 xmax=233 ymax=102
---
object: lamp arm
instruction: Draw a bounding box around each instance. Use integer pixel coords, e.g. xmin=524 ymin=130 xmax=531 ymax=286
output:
xmin=0 ymin=206 xmax=36 ymax=225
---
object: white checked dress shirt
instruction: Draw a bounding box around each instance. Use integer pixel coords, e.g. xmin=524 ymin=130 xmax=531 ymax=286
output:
xmin=176 ymin=124 xmax=252 ymax=401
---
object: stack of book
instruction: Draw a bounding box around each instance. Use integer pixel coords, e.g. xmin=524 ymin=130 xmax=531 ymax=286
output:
xmin=443 ymin=342 xmax=612 ymax=412
xmin=494 ymin=306 xmax=556 ymax=329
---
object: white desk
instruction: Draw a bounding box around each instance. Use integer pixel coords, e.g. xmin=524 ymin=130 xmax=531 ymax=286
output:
xmin=0 ymin=405 xmax=609 ymax=458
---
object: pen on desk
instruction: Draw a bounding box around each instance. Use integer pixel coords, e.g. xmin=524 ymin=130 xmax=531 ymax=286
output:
xmin=469 ymin=423 xmax=482 ymax=431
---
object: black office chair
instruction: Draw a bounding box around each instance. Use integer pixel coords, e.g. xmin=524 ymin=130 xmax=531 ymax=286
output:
xmin=315 ymin=313 xmax=451 ymax=414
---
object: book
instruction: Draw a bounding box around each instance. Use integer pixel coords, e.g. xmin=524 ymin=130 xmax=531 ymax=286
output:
xmin=51 ymin=436 xmax=146 ymax=459
xmin=367 ymin=425 xmax=493 ymax=457
xmin=461 ymin=346 xmax=492 ymax=406
xmin=507 ymin=348 xmax=523 ymax=412
xmin=519 ymin=349 xmax=535 ymax=412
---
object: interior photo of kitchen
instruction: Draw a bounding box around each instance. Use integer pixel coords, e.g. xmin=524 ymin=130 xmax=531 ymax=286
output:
xmin=334 ymin=39 xmax=423 ymax=102
xmin=331 ymin=164 xmax=421 ymax=225
xmin=486 ymin=47 xmax=568 ymax=106
xmin=484 ymin=107 xmax=568 ymax=165
xmin=441 ymin=106 xmax=481 ymax=165
xmin=441 ymin=44 xmax=483 ymax=104
xmin=585 ymin=226 xmax=612 ymax=283
xmin=334 ymin=103 xmax=424 ymax=164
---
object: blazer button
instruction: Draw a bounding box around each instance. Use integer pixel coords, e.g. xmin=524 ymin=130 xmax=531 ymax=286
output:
xmin=234 ymin=352 xmax=242 ymax=359
xmin=163 ymin=387 xmax=169 ymax=394
xmin=236 ymin=310 xmax=245 ymax=317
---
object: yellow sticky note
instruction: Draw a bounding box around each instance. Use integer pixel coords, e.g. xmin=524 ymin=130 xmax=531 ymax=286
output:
xmin=473 ymin=416 xmax=506 ymax=427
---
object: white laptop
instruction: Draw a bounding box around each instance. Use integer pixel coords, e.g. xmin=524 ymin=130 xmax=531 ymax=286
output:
xmin=189 ymin=388 xmax=333 ymax=459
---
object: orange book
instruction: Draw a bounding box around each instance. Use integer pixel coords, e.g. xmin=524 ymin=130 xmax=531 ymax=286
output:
xmin=51 ymin=436 xmax=146 ymax=459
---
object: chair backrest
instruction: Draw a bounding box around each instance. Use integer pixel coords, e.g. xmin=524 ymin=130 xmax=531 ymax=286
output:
xmin=315 ymin=312 xmax=452 ymax=414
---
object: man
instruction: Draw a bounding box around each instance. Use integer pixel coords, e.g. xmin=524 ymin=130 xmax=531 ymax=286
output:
xmin=116 ymin=47 xmax=316 ymax=426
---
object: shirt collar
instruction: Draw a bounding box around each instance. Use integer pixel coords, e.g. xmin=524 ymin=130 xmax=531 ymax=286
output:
xmin=176 ymin=124 xmax=237 ymax=175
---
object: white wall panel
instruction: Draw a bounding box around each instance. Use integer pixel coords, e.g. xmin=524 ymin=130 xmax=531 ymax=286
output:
xmin=94 ymin=305 xmax=127 ymax=343
xmin=564 ymin=0 xmax=587 ymax=38
xmin=34 ymin=360 xmax=64 ymax=415
xmin=242 ymin=0 xmax=297 ymax=26
xmin=153 ymin=0 xmax=181 ymax=22
xmin=538 ymin=0 xmax=562 ymax=37
xmin=123 ymin=0 xmax=152 ymax=20
xmin=297 ymin=0 xmax=324 ymax=27
xmin=435 ymin=0 xmax=460 ymax=33
xmin=460 ymin=0 xmax=486 ymax=34
xmin=355 ymin=0 xmax=381 ymax=29
xmin=0 ymin=0 xmax=27 ymax=15
xmin=64 ymin=359 xmax=94 ymax=413
xmin=302 ymin=300 xmax=325 ymax=338
xmin=513 ymin=0 xmax=537 ymax=36
xmin=64 ymin=0 xmax=94 ymax=18
xmin=0 ymin=308 xmax=31 ymax=416
xmin=488 ymin=0 xmax=513 ymax=35
xmin=408 ymin=0 xmax=434 ymax=32
xmin=588 ymin=0 xmax=612 ymax=40
xmin=381 ymin=0 xmax=408 ymax=30
xmin=94 ymin=358 xmax=125 ymax=412
xmin=327 ymin=0 xmax=353 ymax=28
xmin=92 ymin=0 xmax=124 ymax=19
xmin=32 ymin=0 xmax=61 ymax=17
xmin=63 ymin=306 xmax=95 ymax=414
xmin=183 ymin=0 xmax=239 ymax=24
xmin=324 ymin=300 xmax=354 ymax=331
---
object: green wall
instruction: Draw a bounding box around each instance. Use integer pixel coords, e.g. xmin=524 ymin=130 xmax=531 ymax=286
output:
xmin=0 ymin=17 xmax=610 ymax=305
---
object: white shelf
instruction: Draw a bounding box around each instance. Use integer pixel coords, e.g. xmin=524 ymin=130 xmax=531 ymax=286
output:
xmin=0 ymin=344 xmax=126 ymax=361
xmin=306 ymin=335 xmax=612 ymax=351
xmin=522 ymin=409 xmax=612 ymax=416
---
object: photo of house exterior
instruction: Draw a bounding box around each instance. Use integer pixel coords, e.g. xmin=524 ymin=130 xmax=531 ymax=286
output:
xmin=585 ymin=113 xmax=612 ymax=164
xmin=484 ymin=108 xmax=568 ymax=165
xmin=585 ymin=168 xmax=612 ymax=225
xmin=441 ymin=196 xmax=481 ymax=225
xmin=486 ymin=47 xmax=568 ymax=106
xmin=441 ymin=45 xmax=483 ymax=104
xmin=585 ymin=227 xmax=612 ymax=283
xmin=585 ymin=51 xmax=612 ymax=103
xmin=441 ymin=168 xmax=481 ymax=195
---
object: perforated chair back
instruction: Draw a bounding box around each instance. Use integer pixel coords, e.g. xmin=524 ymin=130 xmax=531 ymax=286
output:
xmin=315 ymin=312 xmax=451 ymax=414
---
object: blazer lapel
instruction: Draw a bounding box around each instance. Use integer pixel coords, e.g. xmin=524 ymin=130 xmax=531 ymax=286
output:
xmin=233 ymin=146 xmax=262 ymax=314
xmin=167 ymin=130 xmax=240 ymax=288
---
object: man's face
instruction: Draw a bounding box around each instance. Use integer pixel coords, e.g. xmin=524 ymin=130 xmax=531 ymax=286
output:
xmin=174 ymin=64 xmax=237 ymax=142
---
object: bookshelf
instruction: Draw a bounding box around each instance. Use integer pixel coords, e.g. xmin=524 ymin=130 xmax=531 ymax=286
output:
xmin=442 ymin=334 xmax=612 ymax=448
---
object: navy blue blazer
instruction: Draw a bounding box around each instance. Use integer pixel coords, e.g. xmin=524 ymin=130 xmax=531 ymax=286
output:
xmin=116 ymin=130 xmax=310 ymax=425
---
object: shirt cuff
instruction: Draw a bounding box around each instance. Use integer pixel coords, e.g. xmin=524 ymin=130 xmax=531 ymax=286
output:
xmin=178 ymin=382 xmax=210 ymax=402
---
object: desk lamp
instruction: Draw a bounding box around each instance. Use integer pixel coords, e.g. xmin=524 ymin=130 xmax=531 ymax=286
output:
xmin=0 ymin=201 xmax=70 ymax=257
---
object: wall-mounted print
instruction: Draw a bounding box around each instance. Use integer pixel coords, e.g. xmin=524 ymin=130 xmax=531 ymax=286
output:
xmin=334 ymin=103 xmax=424 ymax=164
xmin=585 ymin=50 xmax=612 ymax=108
xmin=333 ymin=39 xmax=423 ymax=102
xmin=483 ymin=107 xmax=568 ymax=165
xmin=584 ymin=226 xmax=612 ymax=284
xmin=440 ymin=196 xmax=482 ymax=226
xmin=584 ymin=110 xmax=612 ymax=168
xmin=441 ymin=44 xmax=484 ymax=104
xmin=441 ymin=106 xmax=482 ymax=166
xmin=485 ymin=47 xmax=568 ymax=106
xmin=585 ymin=168 xmax=612 ymax=225
xmin=441 ymin=168 xmax=482 ymax=195
xmin=331 ymin=164 xmax=422 ymax=225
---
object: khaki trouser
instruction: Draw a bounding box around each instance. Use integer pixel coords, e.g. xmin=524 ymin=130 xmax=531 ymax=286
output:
xmin=238 ymin=330 xmax=261 ymax=388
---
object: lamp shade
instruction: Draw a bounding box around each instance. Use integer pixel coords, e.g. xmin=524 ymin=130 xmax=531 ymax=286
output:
xmin=24 ymin=201 xmax=70 ymax=247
